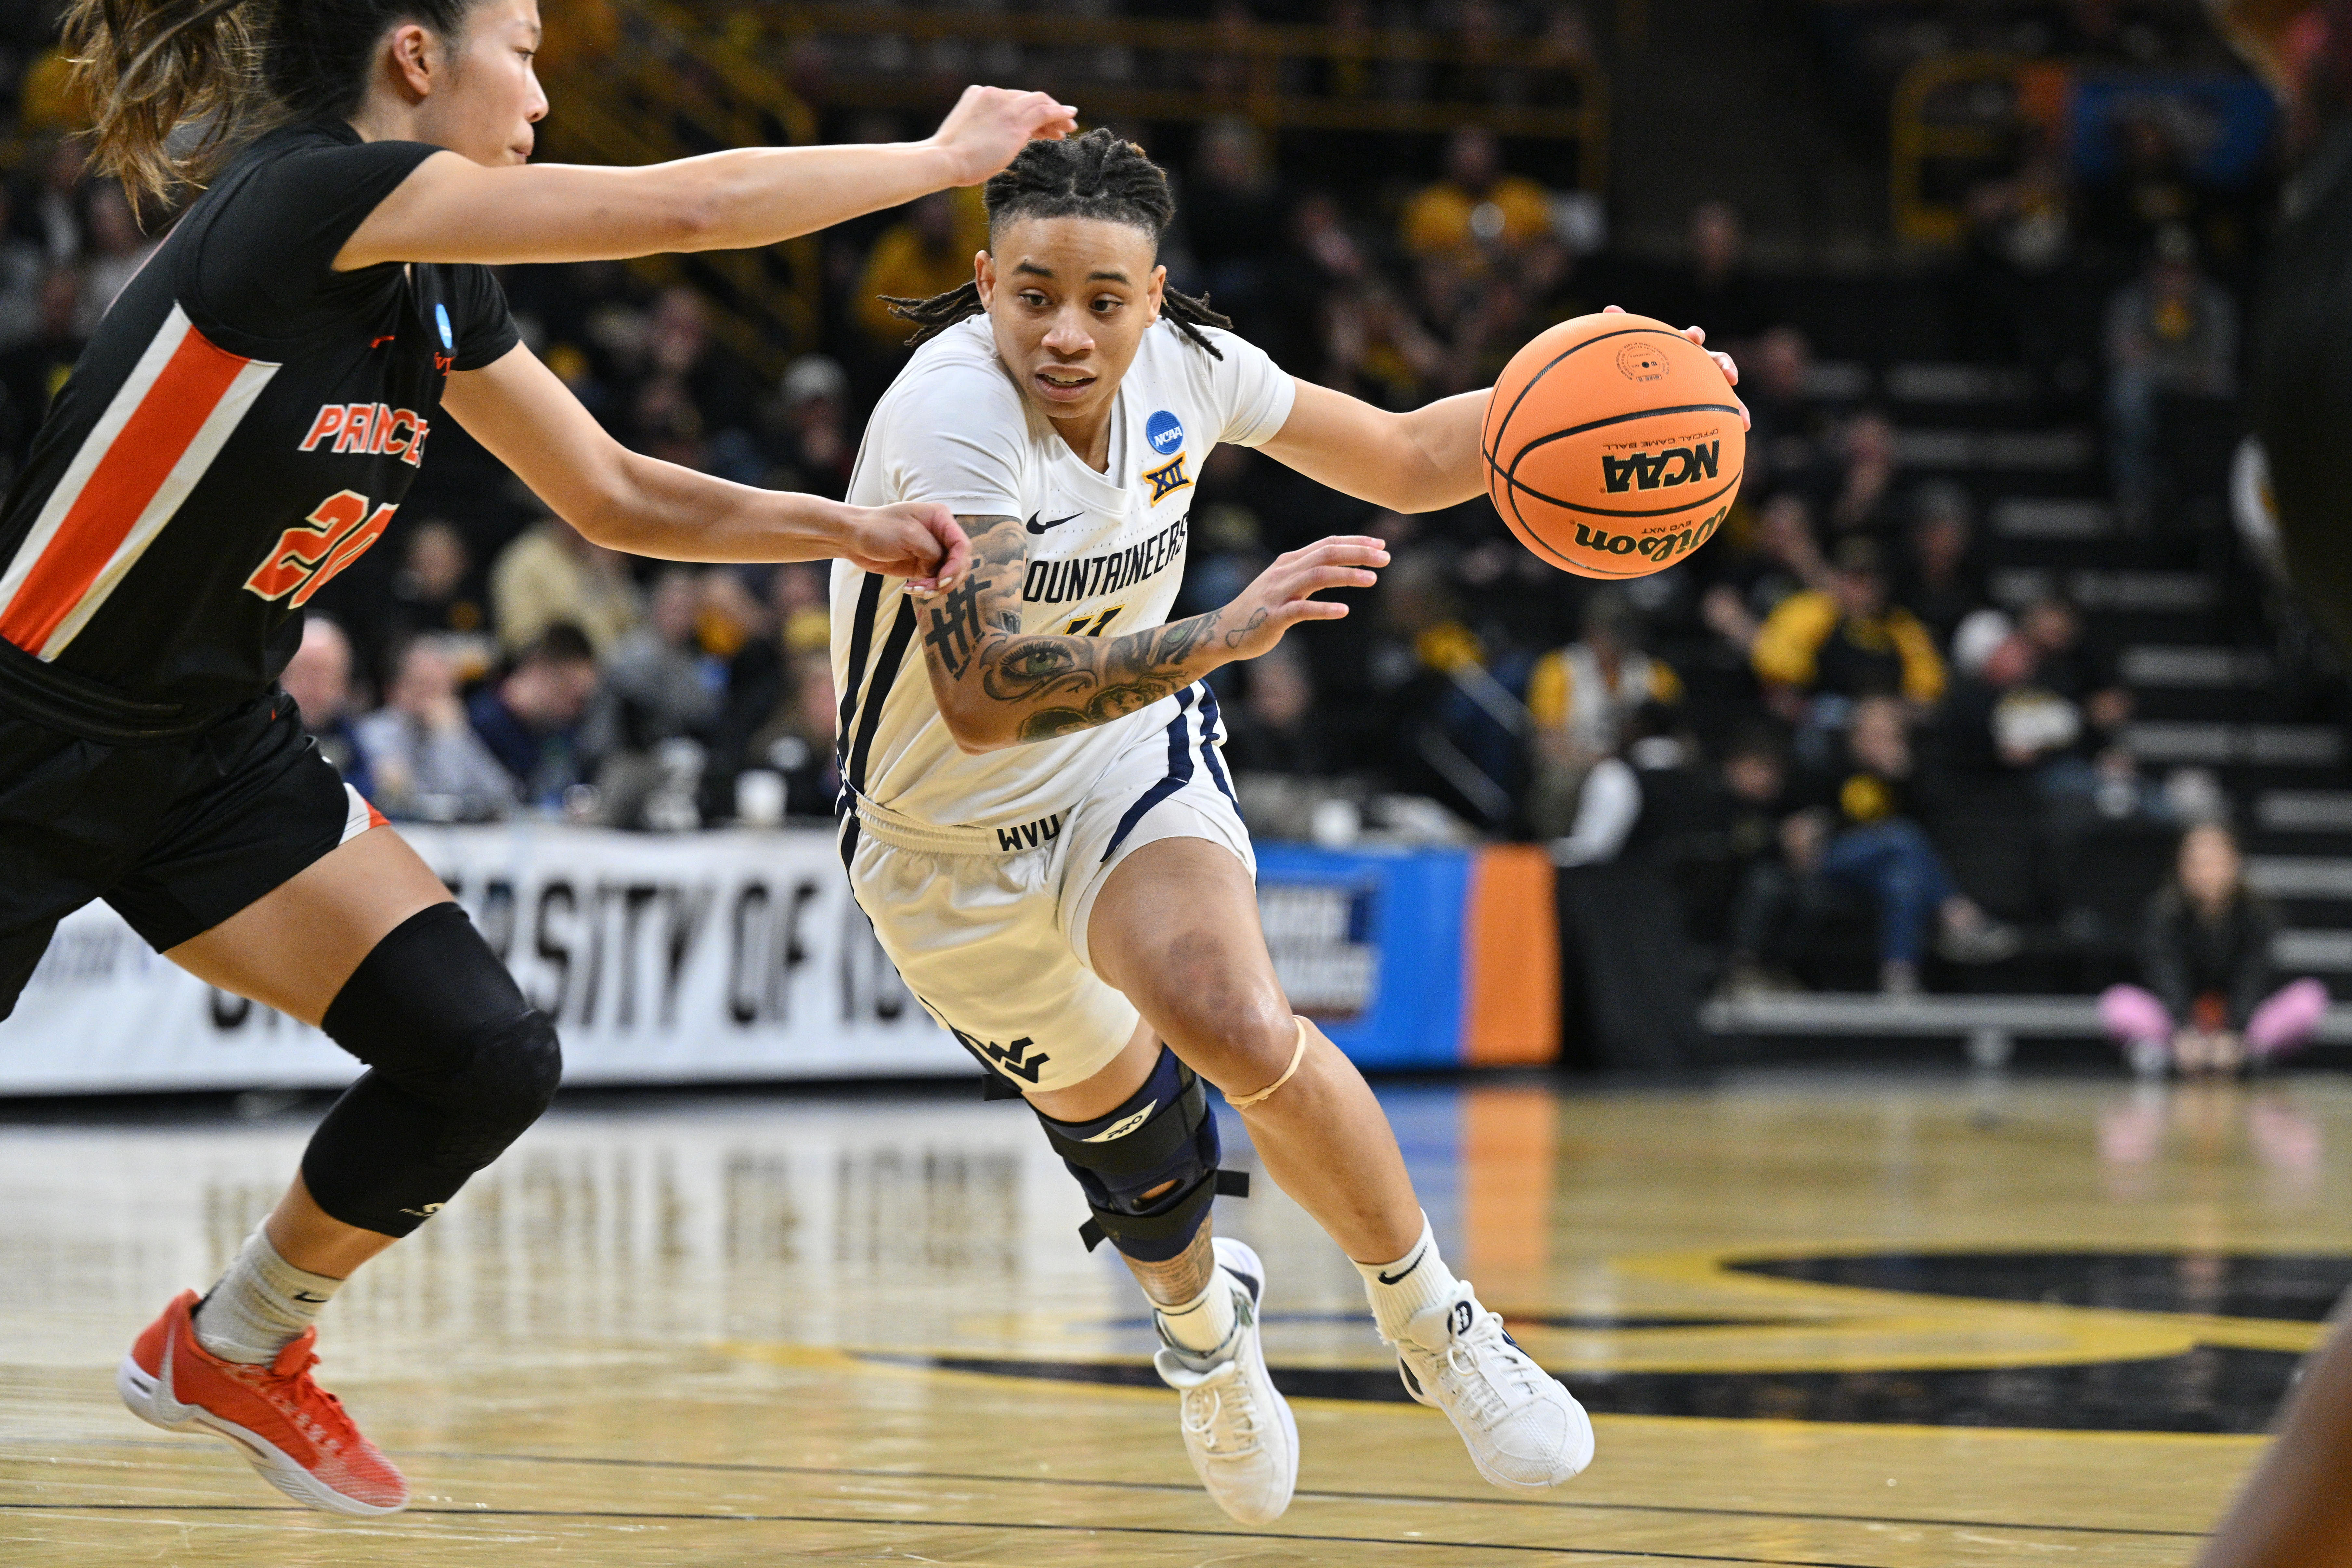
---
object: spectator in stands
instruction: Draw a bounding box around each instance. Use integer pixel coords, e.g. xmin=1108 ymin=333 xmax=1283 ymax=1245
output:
xmin=1550 ymin=701 xmax=1707 ymax=870
xmin=73 ymin=181 xmax=156 ymax=337
xmin=745 ymin=647 xmax=842 ymax=818
xmin=1824 ymin=409 xmax=1901 ymax=538
xmin=588 ymin=569 xmax=727 ymax=828
xmin=1693 ymin=725 xmax=1797 ymax=971
xmin=0 ymin=184 xmax=46 ymax=354
xmin=467 ymin=624 xmax=603 ymax=812
xmin=1221 ymin=644 xmax=1326 ymax=777
xmin=1938 ymin=610 xmax=2081 ymax=781
xmin=1400 ymin=127 xmax=1552 ymax=266
xmin=1740 ymin=327 xmax=1828 ymax=499
xmin=2100 ymin=823 xmax=2328 ymax=1075
xmin=354 ymin=638 xmax=516 ymax=823
xmin=388 ymin=517 xmax=489 ymax=644
xmin=1320 ymin=274 xmax=1446 ymax=409
xmin=1751 ymin=536 xmax=1946 ymax=719
xmin=1731 ymin=695 xmax=2018 ymax=994
xmin=490 ymin=514 xmax=642 ymax=655
xmin=1893 ymin=481 xmax=1984 ymax=650
xmin=1184 ymin=118 xmax=1286 ymax=336
xmin=15 ymin=133 xmax=84 ymax=270
xmin=280 ymin=616 xmax=372 ymax=802
xmin=0 ymin=267 xmax=81 ymax=459
xmin=1527 ymin=589 xmax=1681 ymax=831
xmin=853 ymin=190 xmax=984 ymax=350
xmin=2105 ymin=226 xmax=2238 ymax=527
xmin=1656 ymin=200 xmax=1773 ymax=347
xmin=764 ymin=355 xmax=856 ymax=499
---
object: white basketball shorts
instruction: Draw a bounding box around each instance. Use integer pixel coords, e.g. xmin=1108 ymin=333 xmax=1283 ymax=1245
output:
xmin=841 ymin=686 xmax=1253 ymax=1095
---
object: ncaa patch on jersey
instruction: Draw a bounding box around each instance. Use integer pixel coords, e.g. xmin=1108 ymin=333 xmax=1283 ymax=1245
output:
xmin=1145 ymin=409 xmax=1184 ymax=457
xmin=435 ymin=303 xmax=454 ymax=352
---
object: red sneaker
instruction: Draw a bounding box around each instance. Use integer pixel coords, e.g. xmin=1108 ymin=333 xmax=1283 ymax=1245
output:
xmin=117 ymin=1289 xmax=408 ymax=1516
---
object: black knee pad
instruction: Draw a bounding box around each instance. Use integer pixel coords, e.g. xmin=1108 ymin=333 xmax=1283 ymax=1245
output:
xmin=1035 ymin=1047 xmax=1248 ymax=1262
xmin=302 ymin=903 xmax=562 ymax=1236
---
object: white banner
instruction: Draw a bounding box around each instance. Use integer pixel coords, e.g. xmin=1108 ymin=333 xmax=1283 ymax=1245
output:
xmin=0 ymin=825 xmax=968 ymax=1094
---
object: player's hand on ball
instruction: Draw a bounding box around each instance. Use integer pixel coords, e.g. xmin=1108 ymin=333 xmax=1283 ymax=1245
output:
xmin=1600 ymin=304 xmax=1751 ymax=430
xmin=844 ymin=502 xmax=971 ymax=593
xmin=928 ymin=87 xmax=1080 ymax=186
xmin=1218 ymin=536 xmax=1390 ymax=660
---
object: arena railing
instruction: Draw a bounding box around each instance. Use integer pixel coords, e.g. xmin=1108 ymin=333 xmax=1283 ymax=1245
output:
xmin=1891 ymin=52 xmax=2278 ymax=248
xmin=710 ymin=2 xmax=1609 ymax=191
xmin=536 ymin=0 xmax=824 ymax=377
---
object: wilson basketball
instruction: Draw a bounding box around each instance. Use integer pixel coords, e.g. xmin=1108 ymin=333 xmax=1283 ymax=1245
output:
xmin=1482 ymin=312 xmax=1746 ymax=579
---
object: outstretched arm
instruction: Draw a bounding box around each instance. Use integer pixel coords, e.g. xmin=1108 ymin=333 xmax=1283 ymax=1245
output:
xmin=443 ymin=344 xmax=968 ymax=586
xmin=340 ymin=85 xmax=1077 ymax=269
xmin=916 ymin=514 xmax=1387 ymax=753
xmin=1257 ymin=310 xmax=1745 ymax=513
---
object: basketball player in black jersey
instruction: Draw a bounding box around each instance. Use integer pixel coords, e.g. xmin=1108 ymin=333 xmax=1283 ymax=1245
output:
xmin=27 ymin=0 xmax=1068 ymax=1516
xmin=2184 ymin=5 xmax=2352 ymax=1562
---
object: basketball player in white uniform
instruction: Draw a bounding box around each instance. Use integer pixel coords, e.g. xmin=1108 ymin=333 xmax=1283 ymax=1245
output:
xmin=833 ymin=129 xmax=1738 ymax=1524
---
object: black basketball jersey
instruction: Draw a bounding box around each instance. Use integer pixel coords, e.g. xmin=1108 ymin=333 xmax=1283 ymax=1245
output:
xmin=0 ymin=121 xmax=516 ymax=725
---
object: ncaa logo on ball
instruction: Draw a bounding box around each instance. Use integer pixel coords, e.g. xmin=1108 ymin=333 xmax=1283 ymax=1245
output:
xmin=1615 ymin=341 xmax=1668 ymax=381
xmin=1145 ymin=409 xmax=1184 ymax=456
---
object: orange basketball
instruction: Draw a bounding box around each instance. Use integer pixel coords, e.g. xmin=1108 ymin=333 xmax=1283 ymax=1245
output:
xmin=1482 ymin=312 xmax=1745 ymax=579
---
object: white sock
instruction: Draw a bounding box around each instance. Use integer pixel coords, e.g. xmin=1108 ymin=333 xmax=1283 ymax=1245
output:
xmin=1355 ymin=1214 xmax=1460 ymax=1342
xmin=1154 ymin=1269 xmax=1240 ymax=1357
xmin=192 ymin=1230 xmax=344 ymax=1365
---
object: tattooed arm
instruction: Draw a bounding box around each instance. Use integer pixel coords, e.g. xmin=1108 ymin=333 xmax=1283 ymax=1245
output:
xmin=915 ymin=514 xmax=1390 ymax=753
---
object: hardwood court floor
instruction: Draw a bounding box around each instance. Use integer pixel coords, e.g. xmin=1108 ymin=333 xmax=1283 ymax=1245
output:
xmin=5 ymin=1070 xmax=2347 ymax=1565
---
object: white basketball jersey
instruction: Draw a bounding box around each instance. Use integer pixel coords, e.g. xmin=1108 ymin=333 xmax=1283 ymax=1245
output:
xmin=831 ymin=316 xmax=1294 ymax=833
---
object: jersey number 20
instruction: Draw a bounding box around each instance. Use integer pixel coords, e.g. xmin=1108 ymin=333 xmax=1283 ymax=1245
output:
xmin=244 ymin=489 xmax=399 ymax=608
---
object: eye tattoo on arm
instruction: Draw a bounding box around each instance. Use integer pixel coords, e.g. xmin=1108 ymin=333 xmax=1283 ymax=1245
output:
xmin=915 ymin=512 xmax=1233 ymax=745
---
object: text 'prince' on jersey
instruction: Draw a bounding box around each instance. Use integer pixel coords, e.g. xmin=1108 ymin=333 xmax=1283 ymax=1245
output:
xmin=832 ymin=316 xmax=1295 ymax=832
xmin=0 ymin=121 xmax=517 ymax=724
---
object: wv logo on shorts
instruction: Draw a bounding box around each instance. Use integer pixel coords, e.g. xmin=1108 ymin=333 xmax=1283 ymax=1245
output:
xmin=953 ymin=1028 xmax=1053 ymax=1084
xmin=993 ymin=812 xmax=1064 ymax=852
xmin=1143 ymin=452 xmax=1191 ymax=505
xmin=1601 ymin=441 xmax=1720 ymax=494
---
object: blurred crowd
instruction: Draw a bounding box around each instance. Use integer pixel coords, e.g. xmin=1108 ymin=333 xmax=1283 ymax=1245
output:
xmin=0 ymin=0 xmax=2316 ymax=1010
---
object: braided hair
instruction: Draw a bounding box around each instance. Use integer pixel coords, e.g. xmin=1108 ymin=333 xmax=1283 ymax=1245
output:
xmin=884 ymin=128 xmax=1233 ymax=359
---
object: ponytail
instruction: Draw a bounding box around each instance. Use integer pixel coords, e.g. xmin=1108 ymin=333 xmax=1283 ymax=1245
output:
xmin=64 ymin=0 xmax=481 ymax=202
xmin=64 ymin=0 xmax=268 ymax=203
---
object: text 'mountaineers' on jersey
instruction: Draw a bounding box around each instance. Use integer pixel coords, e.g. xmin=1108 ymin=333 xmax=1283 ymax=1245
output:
xmin=832 ymin=316 xmax=1294 ymax=833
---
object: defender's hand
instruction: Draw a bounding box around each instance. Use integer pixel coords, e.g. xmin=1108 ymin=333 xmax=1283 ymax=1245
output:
xmin=927 ymin=87 xmax=1080 ymax=187
xmin=1216 ymin=535 xmax=1389 ymax=662
xmin=1601 ymin=303 xmax=1750 ymax=430
xmin=843 ymin=502 xmax=971 ymax=592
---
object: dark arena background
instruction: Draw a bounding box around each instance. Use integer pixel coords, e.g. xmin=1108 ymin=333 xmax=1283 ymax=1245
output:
xmin=5 ymin=1 xmax=2351 ymax=1563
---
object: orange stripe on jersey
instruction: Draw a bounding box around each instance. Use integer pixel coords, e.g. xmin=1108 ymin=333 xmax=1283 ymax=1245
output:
xmin=0 ymin=325 xmax=253 ymax=651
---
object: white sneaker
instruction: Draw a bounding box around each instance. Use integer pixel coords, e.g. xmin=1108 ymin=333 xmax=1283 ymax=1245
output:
xmin=1394 ymin=1281 xmax=1594 ymax=1489
xmin=1152 ymin=1238 xmax=1299 ymax=1525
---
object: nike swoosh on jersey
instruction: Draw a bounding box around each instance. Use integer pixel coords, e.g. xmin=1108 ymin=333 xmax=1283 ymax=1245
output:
xmin=1025 ymin=511 xmax=1084 ymax=535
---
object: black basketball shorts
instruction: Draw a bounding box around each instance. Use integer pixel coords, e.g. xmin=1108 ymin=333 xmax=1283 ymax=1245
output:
xmin=0 ymin=688 xmax=376 ymax=1020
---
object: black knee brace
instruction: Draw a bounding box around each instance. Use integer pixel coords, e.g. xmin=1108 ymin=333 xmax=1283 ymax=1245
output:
xmin=301 ymin=903 xmax=561 ymax=1237
xmin=1035 ymin=1047 xmax=1249 ymax=1261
